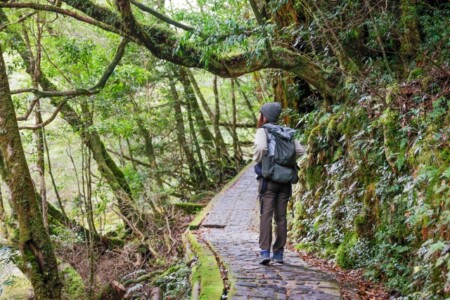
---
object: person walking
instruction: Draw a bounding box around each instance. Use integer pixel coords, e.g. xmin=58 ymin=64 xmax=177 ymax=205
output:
xmin=253 ymin=102 xmax=305 ymax=265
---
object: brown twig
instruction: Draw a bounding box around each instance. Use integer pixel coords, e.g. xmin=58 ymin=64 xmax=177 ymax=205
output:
xmin=16 ymin=97 xmax=40 ymax=121
xmin=19 ymin=97 xmax=71 ymax=130
xmin=0 ymin=11 xmax=37 ymax=31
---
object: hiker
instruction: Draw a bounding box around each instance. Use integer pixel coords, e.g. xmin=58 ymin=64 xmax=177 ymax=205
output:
xmin=253 ymin=102 xmax=305 ymax=265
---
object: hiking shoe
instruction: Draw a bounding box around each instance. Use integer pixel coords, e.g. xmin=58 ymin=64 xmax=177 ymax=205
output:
xmin=272 ymin=250 xmax=284 ymax=263
xmin=259 ymin=249 xmax=270 ymax=265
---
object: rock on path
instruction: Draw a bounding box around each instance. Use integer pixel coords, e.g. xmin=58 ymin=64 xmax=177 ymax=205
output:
xmin=198 ymin=165 xmax=342 ymax=300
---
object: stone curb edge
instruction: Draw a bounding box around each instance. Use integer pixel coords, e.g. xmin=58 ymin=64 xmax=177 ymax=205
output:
xmin=183 ymin=232 xmax=224 ymax=300
xmin=183 ymin=162 xmax=254 ymax=299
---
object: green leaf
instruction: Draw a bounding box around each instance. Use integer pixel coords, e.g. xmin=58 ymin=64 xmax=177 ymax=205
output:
xmin=442 ymin=167 xmax=450 ymax=179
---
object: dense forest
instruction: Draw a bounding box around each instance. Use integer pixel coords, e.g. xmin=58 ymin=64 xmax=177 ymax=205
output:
xmin=0 ymin=0 xmax=448 ymax=299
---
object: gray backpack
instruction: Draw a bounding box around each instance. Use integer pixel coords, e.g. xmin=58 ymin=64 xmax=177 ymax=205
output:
xmin=261 ymin=124 xmax=298 ymax=184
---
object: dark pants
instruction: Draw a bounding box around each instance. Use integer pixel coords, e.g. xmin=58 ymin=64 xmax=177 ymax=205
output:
xmin=258 ymin=180 xmax=291 ymax=253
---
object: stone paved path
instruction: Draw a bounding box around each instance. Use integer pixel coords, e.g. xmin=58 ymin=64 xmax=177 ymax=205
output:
xmin=198 ymin=165 xmax=342 ymax=300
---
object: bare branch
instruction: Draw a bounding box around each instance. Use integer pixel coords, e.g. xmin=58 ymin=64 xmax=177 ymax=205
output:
xmin=107 ymin=148 xmax=152 ymax=168
xmin=19 ymin=97 xmax=71 ymax=130
xmin=218 ymin=122 xmax=255 ymax=128
xmin=11 ymin=88 xmax=36 ymax=95
xmin=92 ymin=38 xmax=129 ymax=90
xmin=130 ymin=0 xmax=194 ymax=32
xmin=17 ymin=97 xmax=40 ymax=121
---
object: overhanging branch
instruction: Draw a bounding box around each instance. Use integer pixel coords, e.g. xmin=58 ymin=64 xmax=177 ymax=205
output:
xmin=2 ymin=1 xmax=338 ymax=98
xmin=11 ymin=38 xmax=129 ymax=98
xmin=0 ymin=2 xmax=136 ymax=42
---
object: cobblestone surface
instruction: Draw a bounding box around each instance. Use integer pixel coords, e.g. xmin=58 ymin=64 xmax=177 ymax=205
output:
xmin=198 ymin=166 xmax=342 ymax=299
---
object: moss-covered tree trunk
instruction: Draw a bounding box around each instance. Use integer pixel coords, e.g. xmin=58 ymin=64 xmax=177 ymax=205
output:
xmin=0 ymin=44 xmax=61 ymax=299
xmin=399 ymin=0 xmax=420 ymax=59
xmin=178 ymin=68 xmax=216 ymax=163
xmin=231 ymin=79 xmax=242 ymax=165
xmin=184 ymin=80 xmax=209 ymax=188
xmin=168 ymin=78 xmax=206 ymax=188
xmin=130 ymin=98 xmax=164 ymax=188
xmin=34 ymin=102 xmax=48 ymax=230
xmin=213 ymin=76 xmax=223 ymax=181
xmin=0 ymin=181 xmax=7 ymax=238
xmin=186 ymin=69 xmax=230 ymax=159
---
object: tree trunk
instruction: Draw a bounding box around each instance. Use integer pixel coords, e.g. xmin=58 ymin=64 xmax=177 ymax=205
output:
xmin=168 ymin=78 xmax=206 ymax=188
xmin=81 ymin=141 xmax=96 ymax=296
xmin=79 ymin=122 xmax=98 ymax=239
xmin=399 ymin=0 xmax=420 ymax=59
xmin=177 ymin=68 xmax=216 ymax=163
xmin=234 ymin=79 xmax=257 ymax=125
xmin=43 ymin=131 xmax=68 ymax=220
xmin=213 ymin=76 xmax=223 ymax=182
xmin=185 ymin=69 xmax=214 ymax=120
xmin=130 ymin=98 xmax=164 ymax=188
xmin=184 ymin=83 xmax=208 ymax=188
xmin=0 ymin=44 xmax=61 ymax=299
xmin=0 ymin=151 xmax=14 ymax=222
xmin=125 ymin=138 xmax=137 ymax=171
xmin=0 ymin=183 xmax=8 ymax=239
xmin=187 ymin=69 xmax=229 ymax=158
xmin=252 ymin=72 xmax=268 ymax=103
xmin=231 ymin=80 xmax=242 ymax=165
xmin=34 ymin=102 xmax=48 ymax=230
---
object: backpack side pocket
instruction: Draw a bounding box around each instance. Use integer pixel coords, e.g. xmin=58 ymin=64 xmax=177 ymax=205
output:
xmin=261 ymin=155 xmax=274 ymax=179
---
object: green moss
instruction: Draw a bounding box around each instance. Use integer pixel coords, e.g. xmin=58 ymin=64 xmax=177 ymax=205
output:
xmin=190 ymin=191 xmax=215 ymax=203
xmin=336 ymin=233 xmax=358 ymax=269
xmin=307 ymin=124 xmax=323 ymax=151
xmin=174 ymin=202 xmax=205 ymax=214
xmin=304 ymin=166 xmax=324 ymax=191
xmin=336 ymin=107 xmax=367 ymax=136
xmin=363 ymin=183 xmax=379 ymax=228
xmin=294 ymin=242 xmax=316 ymax=252
xmin=354 ymin=215 xmax=367 ymax=236
xmin=385 ymin=84 xmax=399 ymax=105
xmin=324 ymin=244 xmax=338 ymax=257
xmin=185 ymin=232 xmax=223 ymax=300
xmin=0 ymin=273 xmax=33 ymax=299
xmin=408 ymin=68 xmax=424 ymax=80
xmin=59 ymin=263 xmax=85 ymax=300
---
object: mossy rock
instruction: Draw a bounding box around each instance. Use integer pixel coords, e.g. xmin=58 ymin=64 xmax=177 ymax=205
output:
xmin=0 ymin=273 xmax=33 ymax=300
xmin=59 ymin=263 xmax=85 ymax=300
